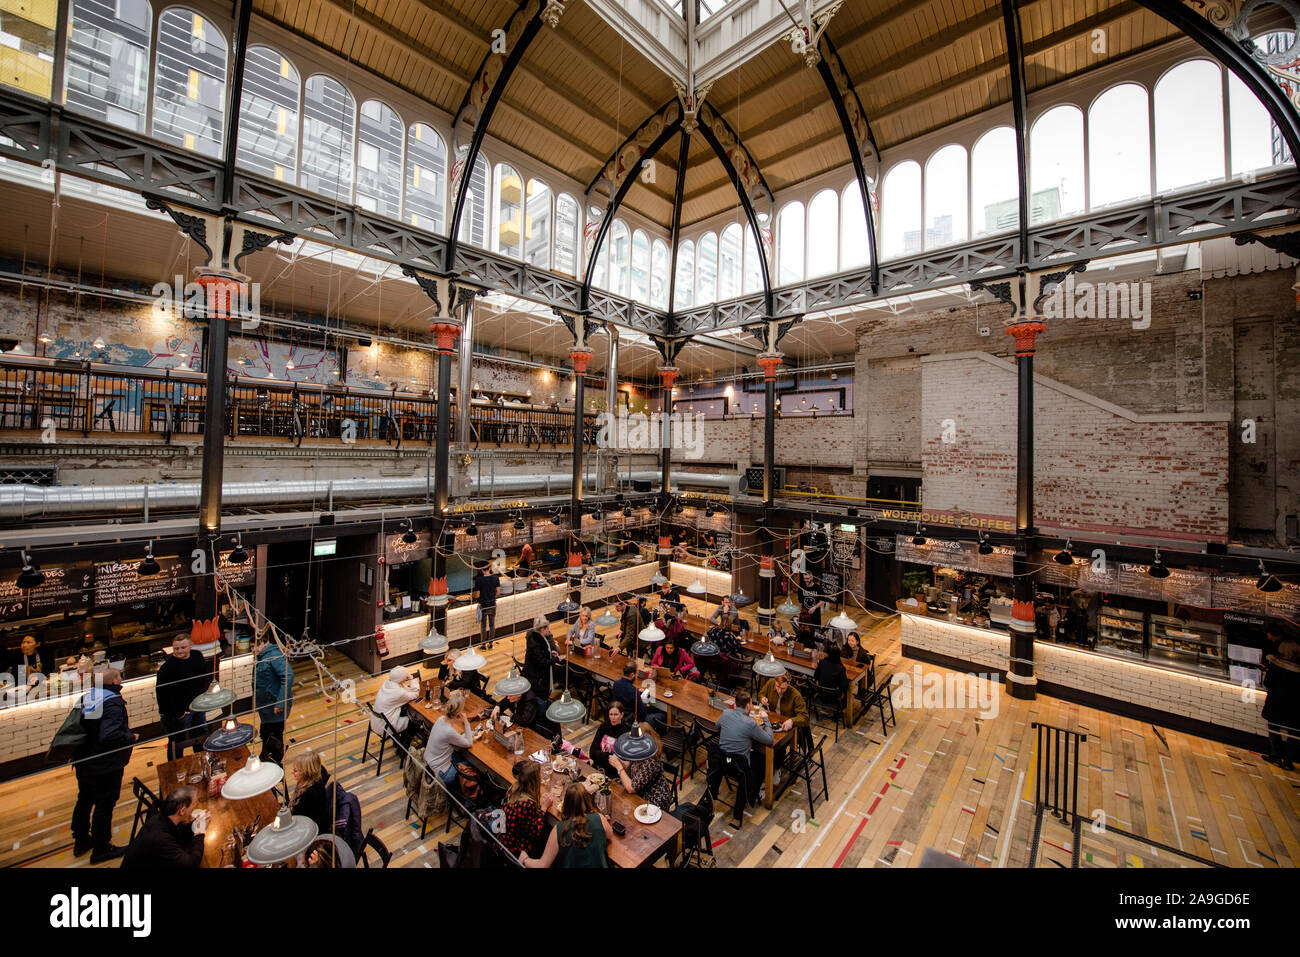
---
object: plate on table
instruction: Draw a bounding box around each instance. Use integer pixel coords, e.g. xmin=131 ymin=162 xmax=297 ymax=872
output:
xmin=662 ymin=690 xmax=673 ymax=699
xmin=634 ymin=804 xmax=662 ymax=824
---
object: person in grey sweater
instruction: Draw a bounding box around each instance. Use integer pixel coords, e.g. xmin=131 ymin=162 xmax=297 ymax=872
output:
xmin=708 ymin=690 xmax=774 ymax=821
xmin=423 ymin=690 xmax=475 ymax=786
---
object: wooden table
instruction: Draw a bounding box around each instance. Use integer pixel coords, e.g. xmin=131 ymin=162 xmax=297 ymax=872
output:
xmin=405 ymin=684 xmax=682 ymax=868
xmin=554 ymin=635 xmax=794 ymax=811
xmin=155 ymin=746 xmax=281 ymax=868
xmin=682 ymin=614 xmax=868 ymax=724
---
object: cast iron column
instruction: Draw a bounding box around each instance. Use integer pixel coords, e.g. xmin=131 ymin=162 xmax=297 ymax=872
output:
xmin=431 ymin=317 xmax=462 ymax=641
xmin=656 ymin=366 xmax=679 ymax=580
xmin=1005 ymin=316 xmax=1044 ymax=701
xmin=757 ymin=351 xmax=783 ymax=626
xmin=604 ymin=326 xmax=619 ymax=491
xmin=456 ymin=297 xmax=475 ymax=445
xmin=568 ymin=347 xmax=594 ymax=606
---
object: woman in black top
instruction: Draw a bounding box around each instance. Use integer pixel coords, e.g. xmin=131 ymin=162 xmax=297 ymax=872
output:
xmin=813 ymin=645 xmax=849 ymax=695
xmin=6 ymin=634 xmax=54 ymax=681
xmin=522 ymin=614 xmax=560 ymax=697
xmin=588 ymin=700 xmax=630 ymax=775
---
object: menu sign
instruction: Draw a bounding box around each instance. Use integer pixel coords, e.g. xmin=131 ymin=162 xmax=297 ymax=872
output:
xmin=895 ymin=535 xmax=1014 ymax=577
xmin=1035 ymin=552 xmax=1119 ymax=591
xmin=713 ymin=530 xmax=733 ymax=572
xmin=384 ymin=529 xmax=432 ymax=565
xmin=0 ymin=564 xmax=95 ymax=621
xmin=1212 ymin=574 xmax=1300 ymax=618
xmin=216 ymin=550 xmax=256 ymax=587
xmin=1115 ymin=563 xmax=1213 ymax=606
xmin=832 ymin=529 xmax=859 ymax=569
xmin=94 ymin=557 xmax=188 ymax=607
xmin=819 ymin=570 xmax=842 ymax=600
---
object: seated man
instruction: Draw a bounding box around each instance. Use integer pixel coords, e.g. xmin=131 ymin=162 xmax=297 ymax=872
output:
xmin=758 ymin=672 xmax=810 ymax=749
xmin=611 ymin=661 xmax=649 ymax=722
xmin=707 ymin=691 xmax=782 ymax=824
xmin=491 ymin=685 xmax=554 ymax=737
xmin=121 ymin=786 xmax=204 ymax=870
xmin=710 ymin=596 xmax=740 ymax=631
xmin=372 ymin=666 xmax=421 ymax=745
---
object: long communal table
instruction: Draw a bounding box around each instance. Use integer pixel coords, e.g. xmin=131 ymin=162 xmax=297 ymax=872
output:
xmin=155 ymin=746 xmax=281 ymax=868
xmin=405 ymin=683 xmax=682 ymax=869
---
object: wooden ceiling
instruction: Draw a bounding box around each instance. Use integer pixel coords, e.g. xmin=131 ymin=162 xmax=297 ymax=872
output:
xmin=253 ymin=0 xmax=1181 ymax=229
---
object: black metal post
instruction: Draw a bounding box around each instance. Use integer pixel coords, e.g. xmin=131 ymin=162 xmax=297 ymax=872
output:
xmin=758 ymin=353 xmax=781 ymax=626
xmin=1006 ymin=318 xmax=1043 ymax=701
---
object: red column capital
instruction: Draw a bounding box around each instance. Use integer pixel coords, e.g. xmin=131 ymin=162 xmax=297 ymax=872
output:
xmin=193 ymin=268 xmax=248 ymax=320
xmin=430 ymin=321 xmax=463 ymax=354
xmin=569 ymin=348 xmax=595 ymax=376
xmin=1004 ymin=317 xmax=1046 ymax=358
xmin=757 ymin=351 xmax=783 ymax=381
xmin=657 ymin=365 xmax=679 ymax=390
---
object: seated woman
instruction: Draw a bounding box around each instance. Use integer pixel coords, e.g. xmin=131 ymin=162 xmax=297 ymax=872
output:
xmin=422 ymin=691 xmax=475 ymax=787
xmin=650 ymin=637 xmax=700 ymax=682
xmin=520 ymin=782 xmax=613 ymax=868
xmin=841 ymin=631 xmax=872 ymax=665
xmin=608 ymin=722 xmax=674 ymax=810
xmin=500 ymin=760 xmax=553 ymax=860
xmin=812 ymin=644 xmax=849 ymax=699
xmin=566 ymin=606 xmax=597 ymax=650
xmin=588 ymin=700 xmax=631 ymax=776
xmin=710 ymin=596 xmax=740 ymax=631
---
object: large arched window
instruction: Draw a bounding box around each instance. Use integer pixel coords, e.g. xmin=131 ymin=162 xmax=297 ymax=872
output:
xmin=718 ymin=223 xmax=742 ymax=299
xmin=65 ymin=0 xmax=152 ymax=132
xmin=494 ymin=163 xmax=523 ymax=258
xmin=924 ymin=145 xmax=968 ymax=247
xmin=458 ymin=156 xmax=489 ymax=248
xmin=1228 ymin=72 xmax=1283 ymax=176
xmin=841 ymin=183 xmax=868 ymax=269
xmin=525 ymin=179 xmax=552 ymax=268
xmin=881 ymin=161 xmax=920 ymax=258
xmin=591 ymin=237 xmax=609 ymax=290
xmin=1030 ymin=105 xmax=1084 ymax=221
xmin=775 ymin=202 xmax=805 ymax=283
xmin=1155 ymin=60 xmax=1225 ymax=192
xmin=301 ymin=74 xmax=355 ymax=201
xmin=650 ymin=238 xmax=670 ymax=308
xmin=554 ymin=192 xmax=580 ymax=276
xmin=971 ymin=127 xmax=1018 ymax=235
xmin=1089 ymin=83 xmax=1150 ymax=209
xmin=235 ymin=46 xmax=297 ymax=181
xmin=630 ymin=229 xmax=650 ymax=302
xmin=153 ymin=8 xmax=226 ymax=157
xmin=609 ymin=220 xmax=631 ymax=295
xmin=696 ymin=231 xmax=718 ymax=303
xmin=807 ymin=189 xmax=838 ymax=276
xmin=742 ymin=227 xmax=762 ymax=294
xmin=674 ymin=239 xmax=695 ymax=310
xmin=404 ymin=122 xmax=446 ymax=231
xmin=356 ymin=100 xmax=402 ymax=219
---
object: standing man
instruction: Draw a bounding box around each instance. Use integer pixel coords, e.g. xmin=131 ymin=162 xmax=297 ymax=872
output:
xmin=618 ymin=599 xmax=641 ymax=657
xmin=156 ymin=633 xmax=211 ymax=760
xmin=797 ymin=572 xmax=827 ymax=647
xmin=72 ymin=667 xmax=135 ymax=863
xmin=121 ymin=786 xmax=205 ymax=869
xmin=473 ymin=561 xmax=500 ymax=650
xmin=253 ymin=634 xmax=293 ymax=764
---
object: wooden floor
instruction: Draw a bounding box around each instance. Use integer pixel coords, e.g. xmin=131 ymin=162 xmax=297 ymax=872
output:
xmin=3 ymin=600 xmax=1297 ymax=869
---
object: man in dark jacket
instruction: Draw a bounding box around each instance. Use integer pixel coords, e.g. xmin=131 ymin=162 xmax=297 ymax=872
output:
xmin=72 ymin=668 xmax=135 ymax=863
xmin=156 ymin=634 xmax=211 ymax=760
xmin=1263 ymin=637 xmax=1300 ymax=771
xmin=254 ymin=635 xmax=293 ymax=763
xmin=121 ymin=786 xmax=204 ymax=869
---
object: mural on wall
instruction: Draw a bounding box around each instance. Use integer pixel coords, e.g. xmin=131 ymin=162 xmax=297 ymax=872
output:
xmin=228 ymin=338 xmax=339 ymax=384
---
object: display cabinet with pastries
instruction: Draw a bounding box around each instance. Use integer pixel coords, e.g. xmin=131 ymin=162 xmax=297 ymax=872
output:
xmin=1149 ymin=614 xmax=1227 ymax=677
xmin=1096 ymin=606 xmax=1145 ymax=659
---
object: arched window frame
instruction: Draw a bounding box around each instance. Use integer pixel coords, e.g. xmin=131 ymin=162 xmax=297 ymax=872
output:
xmin=403 ymin=121 xmax=447 ymax=232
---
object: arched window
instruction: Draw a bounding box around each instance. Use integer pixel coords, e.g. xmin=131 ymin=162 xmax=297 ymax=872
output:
xmin=971 ymin=127 xmax=1018 ymax=235
xmin=1089 ymin=83 xmax=1150 ymax=209
xmin=718 ymin=223 xmax=742 ymax=299
xmin=591 ymin=238 xmax=609 ymax=290
xmin=609 ymin=220 xmax=631 ymax=295
xmin=1030 ymin=105 xmax=1084 ymax=221
xmin=630 ymin=229 xmax=650 ymax=302
xmin=807 ymin=189 xmax=838 ymax=276
xmin=924 ymin=145 xmax=968 ymax=247
xmin=554 ymin=193 xmax=580 ymax=276
xmin=356 ymin=100 xmax=402 ymax=219
xmin=300 ymin=74 xmax=355 ymax=201
xmin=742 ymin=227 xmax=762 ymax=294
xmin=65 ymin=0 xmax=152 ymax=131
xmin=153 ymin=8 xmax=226 ymax=157
xmin=1155 ymin=60 xmax=1225 ymax=192
xmin=650 ymin=238 xmax=670 ymax=308
xmin=675 ymin=239 xmax=695 ymax=310
xmin=494 ymin=163 xmax=523 ymax=258
xmin=696 ymin=231 xmax=718 ymax=303
xmin=776 ymin=202 xmax=805 ymax=283
xmin=458 ymin=156 xmax=489 ymax=248
xmin=404 ymin=122 xmax=446 ymax=231
xmin=1229 ymin=72 xmax=1284 ymax=175
xmin=234 ymin=46 xmax=297 ymax=181
xmin=841 ymin=183 xmax=868 ymax=269
xmin=524 ymin=179 xmax=551 ymax=268
xmin=881 ymin=161 xmax=920 ymax=258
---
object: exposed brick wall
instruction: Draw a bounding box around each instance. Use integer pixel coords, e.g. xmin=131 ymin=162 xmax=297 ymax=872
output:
xmin=921 ymin=353 xmax=1230 ymax=538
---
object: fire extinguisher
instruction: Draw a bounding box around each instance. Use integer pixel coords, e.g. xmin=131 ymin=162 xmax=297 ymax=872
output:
xmin=375 ymin=626 xmax=388 ymax=656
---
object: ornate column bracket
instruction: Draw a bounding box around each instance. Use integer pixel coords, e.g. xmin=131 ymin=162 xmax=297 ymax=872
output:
xmin=145 ymin=195 xmax=294 ymax=281
xmin=673 ymin=78 xmax=715 ymax=133
xmin=651 ymin=335 xmax=690 ymax=368
xmin=971 ymin=266 xmax=1087 ymax=324
xmin=1234 ymin=228 xmax=1300 ymax=258
xmin=555 ymin=308 xmax=606 ymax=354
xmin=402 ymin=267 xmax=484 ymax=324
xmin=783 ymin=0 xmax=846 ymax=68
xmin=744 ymin=315 xmax=803 ymax=353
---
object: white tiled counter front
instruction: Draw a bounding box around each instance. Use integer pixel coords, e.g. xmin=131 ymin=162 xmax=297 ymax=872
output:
xmin=0 ymin=654 xmax=254 ymax=766
xmin=900 ymin=614 xmax=1269 ymax=738
xmin=381 ymin=614 xmax=432 ymax=660
xmin=669 ymin=562 xmax=733 ymax=599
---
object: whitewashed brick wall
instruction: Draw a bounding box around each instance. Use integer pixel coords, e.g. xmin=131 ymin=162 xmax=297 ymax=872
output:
xmin=669 ymin=561 xmax=734 ymax=598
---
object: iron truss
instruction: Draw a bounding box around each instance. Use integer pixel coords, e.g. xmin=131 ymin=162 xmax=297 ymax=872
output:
xmin=2 ymin=89 xmax=1299 ymax=336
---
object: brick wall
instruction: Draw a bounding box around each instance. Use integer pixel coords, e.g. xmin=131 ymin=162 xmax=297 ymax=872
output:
xmin=921 ymin=352 xmax=1230 ymax=538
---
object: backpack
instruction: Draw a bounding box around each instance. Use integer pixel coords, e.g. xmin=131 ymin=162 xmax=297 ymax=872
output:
xmin=47 ymin=702 xmax=90 ymax=764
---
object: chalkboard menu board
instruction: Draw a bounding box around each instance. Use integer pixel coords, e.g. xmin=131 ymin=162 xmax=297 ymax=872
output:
xmin=0 ymin=564 xmax=95 ymax=621
xmin=1212 ymin=574 xmax=1300 ymax=618
xmin=1114 ymin=563 xmax=1213 ymax=606
xmin=819 ymin=570 xmax=842 ymax=600
xmin=216 ymin=550 xmax=256 ymax=588
xmin=94 ymin=557 xmax=188 ymax=607
xmin=384 ymin=529 xmax=432 ymax=565
xmin=1035 ymin=552 xmax=1119 ymax=591
xmin=895 ymin=535 xmax=1014 ymax=577
xmin=713 ymin=530 xmax=732 ymax=571
xmin=831 ymin=529 xmax=858 ymax=569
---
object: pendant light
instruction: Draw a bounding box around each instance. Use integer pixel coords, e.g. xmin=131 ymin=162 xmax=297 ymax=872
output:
xmin=138 ymin=541 xmax=161 ymax=577
xmin=691 ymin=636 xmax=720 ymax=658
xmin=1054 ymin=541 xmax=1075 ymax=565
xmin=704 ymin=502 xmax=715 ymax=518
xmin=513 ymin=513 xmax=526 ymax=531
xmin=16 ymin=550 xmax=45 ymax=590
xmin=221 ymin=753 xmax=284 ymax=799
xmin=1256 ymin=560 xmax=1282 ymax=593
xmin=465 ymin=521 xmax=478 ymax=537
xmin=828 ymin=608 xmax=856 ymax=632
xmin=650 ymin=571 xmax=668 ymax=586
xmin=977 ymin=532 xmax=993 ymax=556
xmin=228 ymin=534 xmax=249 ymax=565
xmin=546 ymin=643 xmax=587 ymax=725
xmin=557 ymin=597 xmax=580 ymax=615
xmin=419 ymin=625 xmax=448 ymax=654
xmin=911 ymin=524 xmax=927 ymax=546
xmin=400 ymin=519 xmax=417 ymax=544
xmin=204 ymin=717 xmax=256 ymax=752
xmin=612 ymin=722 xmax=658 ymax=762
xmin=245 ymin=808 xmax=318 ymax=865
xmin=493 ymin=667 xmax=531 ymax=697
xmin=623 ymin=504 xmax=632 ymax=518
xmin=687 ymin=578 xmax=706 ymax=595
xmin=455 ymin=643 xmax=486 ymax=672
xmin=1147 ymin=548 xmax=1171 ymax=580
xmin=638 ymin=620 xmax=665 ymax=644
xmin=595 ymin=605 xmax=619 ymax=627
xmin=753 ymin=650 xmax=787 ymax=678
xmin=731 ymin=590 xmax=752 ymax=607
xmin=776 ymin=595 xmax=800 ymax=617
xmin=190 ymin=680 xmax=237 ymax=713
xmin=551 ymin=511 xmax=564 ymax=526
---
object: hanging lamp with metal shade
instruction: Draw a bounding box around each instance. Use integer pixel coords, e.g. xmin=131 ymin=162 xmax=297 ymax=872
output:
xmin=221 ymin=754 xmax=284 ymax=800
xmin=687 ymin=578 xmax=707 ymax=595
xmin=203 ymin=717 xmax=256 ymax=752
xmin=419 ymin=626 xmax=449 ymax=654
xmin=731 ymin=590 xmax=752 ymax=607
xmin=1148 ymin=548 xmax=1171 ymax=580
xmin=190 ymin=680 xmax=237 ymax=712
xmin=828 ymin=610 xmax=856 ymax=632
xmin=245 ymin=808 xmax=318 ymax=865
xmin=753 ymin=650 xmax=787 ymax=678
xmin=594 ymin=606 xmax=619 ymax=627
xmin=776 ymin=595 xmax=801 ymax=617
xmin=455 ymin=644 xmax=486 ymax=672
xmin=493 ymin=668 xmax=531 ymax=697
xmin=612 ymin=722 xmax=658 ymax=762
